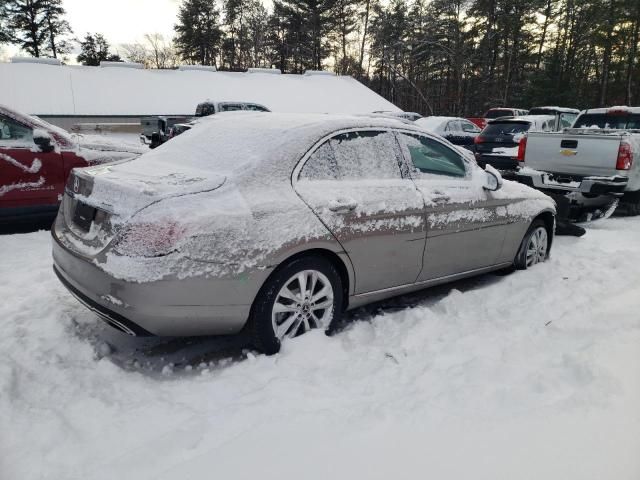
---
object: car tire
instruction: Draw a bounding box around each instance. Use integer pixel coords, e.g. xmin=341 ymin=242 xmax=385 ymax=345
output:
xmin=514 ymin=219 xmax=550 ymax=270
xmin=247 ymin=255 xmax=344 ymax=355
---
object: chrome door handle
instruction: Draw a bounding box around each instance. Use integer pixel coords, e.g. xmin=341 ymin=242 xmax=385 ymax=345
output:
xmin=328 ymin=198 xmax=358 ymax=213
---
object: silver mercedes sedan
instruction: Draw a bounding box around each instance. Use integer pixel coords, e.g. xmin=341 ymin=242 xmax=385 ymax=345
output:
xmin=52 ymin=113 xmax=555 ymax=353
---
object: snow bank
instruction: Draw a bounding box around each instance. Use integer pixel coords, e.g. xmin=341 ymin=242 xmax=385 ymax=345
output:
xmin=1 ymin=218 xmax=639 ymax=479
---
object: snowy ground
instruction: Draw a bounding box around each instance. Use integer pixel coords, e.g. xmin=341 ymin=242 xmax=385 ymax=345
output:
xmin=1 ymin=218 xmax=639 ymax=480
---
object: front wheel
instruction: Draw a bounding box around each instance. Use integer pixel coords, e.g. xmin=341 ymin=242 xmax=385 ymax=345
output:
xmin=514 ymin=220 xmax=550 ymax=269
xmin=247 ymin=255 xmax=344 ymax=354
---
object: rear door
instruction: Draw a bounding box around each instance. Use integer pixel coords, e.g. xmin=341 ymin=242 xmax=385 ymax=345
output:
xmin=0 ymin=114 xmax=63 ymax=210
xmin=395 ymin=131 xmax=509 ymax=280
xmin=294 ymin=129 xmax=426 ymax=294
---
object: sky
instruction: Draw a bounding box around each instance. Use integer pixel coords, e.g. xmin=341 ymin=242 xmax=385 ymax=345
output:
xmin=1 ymin=0 xmax=183 ymax=59
xmin=63 ymin=0 xmax=182 ymax=45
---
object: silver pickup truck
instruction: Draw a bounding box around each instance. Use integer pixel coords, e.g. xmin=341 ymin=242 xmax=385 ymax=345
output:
xmin=516 ymin=107 xmax=640 ymax=216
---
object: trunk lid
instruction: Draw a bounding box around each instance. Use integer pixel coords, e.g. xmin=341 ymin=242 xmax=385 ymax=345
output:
xmin=524 ymin=131 xmax=625 ymax=177
xmin=59 ymin=160 xmax=226 ymax=256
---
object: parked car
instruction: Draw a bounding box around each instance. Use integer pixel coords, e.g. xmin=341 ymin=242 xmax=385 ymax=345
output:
xmin=52 ymin=113 xmax=555 ymax=353
xmin=467 ymin=107 xmax=529 ymax=130
xmin=528 ymin=106 xmax=580 ymax=130
xmin=195 ymin=101 xmax=271 ymax=117
xmin=140 ymin=116 xmax=191 ymax=149
xmin=372 ymin=111 xmax=423 ymax=121
xmin=414 ymin=116 xmax=481 ymax=151
xmin=516 ymin=106 xmax=640 ymax=216
xmin=475 ymin=116 xmax=556 ymax=171
xmin=0 ymin=104 xmax=145 ymax=224
xmin=485 ymin=107 xmax=529 ymax=119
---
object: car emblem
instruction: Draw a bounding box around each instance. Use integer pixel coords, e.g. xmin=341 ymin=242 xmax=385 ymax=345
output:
xmin=495 ymin=138 xmax=503 ymax=142
xmin=560 ymin=149 xmax=577 ymax=156
xmin=73 ymin=177 xmax=80 ymax=193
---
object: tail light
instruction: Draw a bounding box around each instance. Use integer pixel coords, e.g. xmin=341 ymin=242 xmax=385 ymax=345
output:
xmin=517 ymin=136 xmax=527 ymax=162
xmin=114 ymin=221 xmax=187 ymax=257
xmin=474 ymin=136 xmax=485 ymax=144
xmin=616 ymin=141 xmax=633 ymax=170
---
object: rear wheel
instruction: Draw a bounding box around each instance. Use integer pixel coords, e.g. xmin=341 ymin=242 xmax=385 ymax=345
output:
xmin=514 ymin=220 xmax=550 ymax=269
xmin=247 ymin=255 xmax=343 ymax=354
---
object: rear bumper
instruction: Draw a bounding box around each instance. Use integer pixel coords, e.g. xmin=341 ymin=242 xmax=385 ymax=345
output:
xmin=516 ymin=170 xmax=628 ymax=196
xmin=52 ymin=228 xmax=272 ymax=337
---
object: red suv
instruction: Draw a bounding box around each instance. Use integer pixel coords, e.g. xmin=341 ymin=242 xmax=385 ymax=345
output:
xmin=0 ymin=105 xmax=144 ymax=224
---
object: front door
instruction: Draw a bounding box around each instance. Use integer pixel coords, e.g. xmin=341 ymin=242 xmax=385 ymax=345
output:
xmin=0 ymin=114 xmax=62 ymax=210
xmin=295 ymin=129 xmax=426 ymax=294
xmin=395 ymin=131 xmax=510 ymax=281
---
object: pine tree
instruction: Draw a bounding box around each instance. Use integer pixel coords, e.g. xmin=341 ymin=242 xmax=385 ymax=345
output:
xmin=174 ymin=0 xmax=224 ymax=67
xmin=6 ymin=0 xmax=49 ymax=57
xmin=0 ymin=0 xmax=11 ymax=44
xmin=42 ymin=0 xmax=72 ymax=58
xmin=271 ymin=0 xmax=336 ymax=72
xmin=76 ymin=33 xmax=121 ymax=66
xmin=5 ymin=0 xmax=71 ymax=58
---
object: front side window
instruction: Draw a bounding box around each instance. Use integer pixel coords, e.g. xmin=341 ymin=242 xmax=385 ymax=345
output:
xmin=299 ymin=130 xmax=403 ymax=181
xmin=0 ymin=115 xmax=33 ymax=143
xmin=398 ymin=133 xmax=467 ymax=178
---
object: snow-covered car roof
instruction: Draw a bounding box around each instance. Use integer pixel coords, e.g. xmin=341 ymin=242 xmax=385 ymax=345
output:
xmin=111 ymin=112 xmax=429 ymax=182
xmin=529 ymin=106 xmax=580 ymax=114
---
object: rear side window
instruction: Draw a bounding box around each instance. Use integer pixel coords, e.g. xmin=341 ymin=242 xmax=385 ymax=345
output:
xmin=300 ymin=130 xmax=403 ymax=180
xmin=559 ymin=113 xmax=577 ymax=128
xmin=482 ymin=122 xmax=529 ymax=136
xmin=445 ymin=121 xmax=460 ymax=132
xmin=398 ymin=133 xmax=466 ymax=178
xmin=461 ymin=121 xmax=480 ymax=133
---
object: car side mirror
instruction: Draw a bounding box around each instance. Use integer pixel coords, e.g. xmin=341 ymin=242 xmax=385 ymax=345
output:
xmin=33 ymin=129 xmax=54 ymax=153
xmin=484 ymin=164 xmax=503 ymax=191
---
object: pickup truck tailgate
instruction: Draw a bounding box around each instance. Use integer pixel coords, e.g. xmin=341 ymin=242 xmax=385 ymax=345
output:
xmin=524 ymin=132 xmax=623 ymax=177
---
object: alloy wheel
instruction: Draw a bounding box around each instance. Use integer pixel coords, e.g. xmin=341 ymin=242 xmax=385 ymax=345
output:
xmin=525 ymin=226 xmax=548 ymax=267
xmin=271 ymin=270 xmax=334 ymax=341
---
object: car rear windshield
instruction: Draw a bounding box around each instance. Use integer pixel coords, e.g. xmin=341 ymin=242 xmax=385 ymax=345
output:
xmin=482 ymin=122 xmax=529 ymax=136
xmin=485 ymin=109 xmax=514 ymax=119
xmin=573 ymin=113 xmax=640 ymax=129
